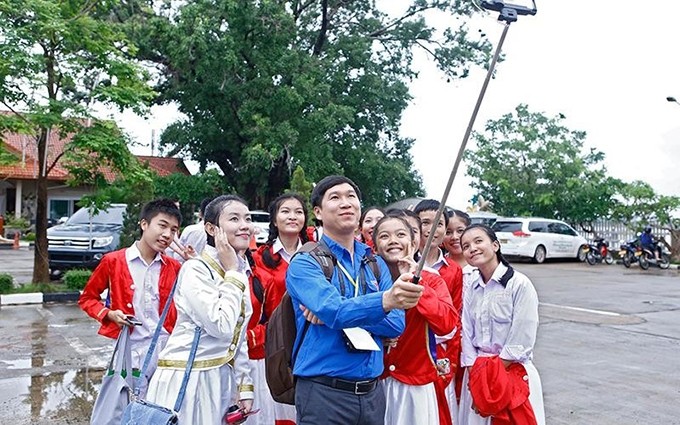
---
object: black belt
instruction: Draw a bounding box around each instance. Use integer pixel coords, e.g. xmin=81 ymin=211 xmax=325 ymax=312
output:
xmin=306 ymin=376 xmax=379 ymax=395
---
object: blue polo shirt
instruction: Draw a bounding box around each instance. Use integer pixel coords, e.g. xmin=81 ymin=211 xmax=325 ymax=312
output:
xmin=286 ymin=235 xmax=405 ymax=380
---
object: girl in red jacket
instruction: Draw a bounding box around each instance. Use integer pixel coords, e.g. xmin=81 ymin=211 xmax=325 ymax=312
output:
xmin=359 ymin=206 xmax=385 ymax=250
xmin=443 ymin=209 xmax=471 ymax=268
xmin=375 ymin=215 xmax=457 ymax=425
xmin=250 ymin=193 xmax=310 ymax=425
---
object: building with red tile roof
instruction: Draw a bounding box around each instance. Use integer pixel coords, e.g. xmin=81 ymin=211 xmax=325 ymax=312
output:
xmin=0 ymin=111 xmax=190 ymax=224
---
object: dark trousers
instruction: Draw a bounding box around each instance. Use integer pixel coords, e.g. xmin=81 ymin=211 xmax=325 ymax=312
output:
xmin=295 ymin=377 xmax=386 ymax=425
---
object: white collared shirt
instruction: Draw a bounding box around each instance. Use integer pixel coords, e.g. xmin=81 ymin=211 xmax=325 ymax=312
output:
xmin=126 ymin=241 xmax=168 ymax=366
xmin=460 ymin=263 xmax=539 ymax=367
xmin=272 ymin=237 xmax=302 ymax=263
xmin=427 ymin=248 xmax=448 ymax=271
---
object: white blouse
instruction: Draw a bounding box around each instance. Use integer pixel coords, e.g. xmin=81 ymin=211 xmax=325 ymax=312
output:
xmin=460 ymin=262 xmax=539 ymax=367
xmin=157 ymin=245 xmax=254 ymax=399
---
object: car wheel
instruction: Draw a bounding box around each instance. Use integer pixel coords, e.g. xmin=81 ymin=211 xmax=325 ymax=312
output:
xmin=577 ymin=245 xmax=588 ymax=262
xmin=533 ymin=245 xmax=546 ymax=264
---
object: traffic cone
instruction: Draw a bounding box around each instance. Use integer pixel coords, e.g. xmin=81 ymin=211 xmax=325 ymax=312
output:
xmin=13 ymin=232 xmax=19 ymax=250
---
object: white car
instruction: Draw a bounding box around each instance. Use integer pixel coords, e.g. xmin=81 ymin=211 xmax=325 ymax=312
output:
xmin=250 ymin=210 xmax=270 ymax=245
xmin=491 ymin=218 xmax=587 ymax=263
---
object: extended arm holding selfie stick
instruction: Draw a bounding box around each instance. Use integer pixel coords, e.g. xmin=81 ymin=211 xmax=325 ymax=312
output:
xmin=412 ymin=0 xmax=537 ymax=284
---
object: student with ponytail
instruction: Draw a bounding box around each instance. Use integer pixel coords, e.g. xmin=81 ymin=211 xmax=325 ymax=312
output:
xmin=458 ymin=224 xmax=545 ymax=425
xmin=250 ymin=193 xmax=309 ymax=424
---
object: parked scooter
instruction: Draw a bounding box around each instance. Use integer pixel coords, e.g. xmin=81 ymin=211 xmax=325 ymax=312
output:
xmin=619 ymin=239 xmax=643 ymax=268
xmin=583 ymin=237 xmax=613 ymax=265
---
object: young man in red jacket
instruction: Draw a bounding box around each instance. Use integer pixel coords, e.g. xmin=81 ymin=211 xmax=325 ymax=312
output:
xmin=78 ymin=198 xmax=183 ymax=395
xmin=414 ymin=199 xmax=464 ymax=425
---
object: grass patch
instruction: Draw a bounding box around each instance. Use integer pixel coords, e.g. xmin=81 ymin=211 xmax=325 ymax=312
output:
xmin=9 ymin=282 xmax=70 ymax=294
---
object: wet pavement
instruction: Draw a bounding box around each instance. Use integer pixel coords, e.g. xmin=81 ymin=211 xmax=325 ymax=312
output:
xmin=0 ymin=247 xmax=35 ymax=285
xmin=0 ymin=258 xmax=679 ymax=423
xmin=0 ymin=303 xmax=111 ymax=424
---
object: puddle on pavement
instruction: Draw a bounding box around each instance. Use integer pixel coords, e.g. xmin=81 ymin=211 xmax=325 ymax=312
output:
xmin=0 ymin=316 xmax=109 ymax=423
xmin=0 ymin=358 xmax=54 ymax=369
xmin=0 ymin=366 xmax=104 ymax=424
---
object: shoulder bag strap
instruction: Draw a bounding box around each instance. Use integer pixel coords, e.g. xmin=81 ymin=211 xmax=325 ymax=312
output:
xmin=134 ymin=276 xmax=180 ymax=396
xmin=173 ymin=326 xmax=201 ymax=412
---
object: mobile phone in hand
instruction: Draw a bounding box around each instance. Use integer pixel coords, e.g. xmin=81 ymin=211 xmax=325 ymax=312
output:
xmin=125 ymin=316 xmax=142 ymax=326
xmin=224 ymin=407 xmax=259 ymax=424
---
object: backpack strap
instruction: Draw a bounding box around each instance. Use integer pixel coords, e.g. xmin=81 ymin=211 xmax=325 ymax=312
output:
xmin=295 ymin=241 xmax=335 ymax=281
xmin=293 ymin=241 xmax=348 ymax=295
xmin=362 ymin=250 xmax=381 ymax=283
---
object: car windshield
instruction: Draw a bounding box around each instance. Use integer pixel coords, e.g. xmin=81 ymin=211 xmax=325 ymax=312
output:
xmin=67 ymin=206 xmax=125 ymax=225
xmin=251 ymin=213 xmax=269 ymax=223
xmin=492 ymin=221 xmax=523 ymax=233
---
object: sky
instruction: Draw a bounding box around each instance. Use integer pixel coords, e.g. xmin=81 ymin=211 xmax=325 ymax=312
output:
xmin=117 ymin=1 xmax=680 ymax=210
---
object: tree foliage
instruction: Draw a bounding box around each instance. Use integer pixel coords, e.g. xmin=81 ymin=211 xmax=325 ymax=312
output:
xmin=0 ymin=0 xmax=155 ymax=282
xmin=611 ymin=180 xmax=680 ymax=260
xmin=465 ymin=104 xmax=623 ymax=227
xmin=121 ymin=0 xmax=492 ymax=207
xmin=111 ymin=169 xmax=233 ymax=247
xmin=153 ymin=169 xmax=233 ymax=223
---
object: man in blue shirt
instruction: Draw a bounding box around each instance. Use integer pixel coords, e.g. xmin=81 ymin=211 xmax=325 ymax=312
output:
xmin=286 ymin=175 xmax=424 ymax=425
xmin=640 ymin=226 xmax=660 ymax=260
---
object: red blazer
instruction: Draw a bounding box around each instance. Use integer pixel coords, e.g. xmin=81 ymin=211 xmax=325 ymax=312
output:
xmin=247 ymin=244 xmax=290 ymax=359
xmin=382 ymin=271 xmax=455 ymax=385
xmin=434 ymin=257 xmax=464 ymax=425
xmin=78 ymin=248 xmax=181 ymax=339
xmin=469 ymin=356 xmax=538 ymax=425
xmin=436 ymin=257 xmax=464 ymax=375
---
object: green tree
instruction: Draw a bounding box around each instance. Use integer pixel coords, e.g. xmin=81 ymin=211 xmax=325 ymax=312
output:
xmin=108 ymin=169 xmax=232 ymax=247
xmin=611 ymin=181 xmax=680 ymax=261
xmin=288 ymin=165 xmax=313 ymax=201
xmin=465 ymin=104 xmax=623 ymax=229
xmin=124 ymin=0 xmax=492 ymax=207
xmin=153 ymin=169 xmax=233 ymax=224
xmin=0 ymin=0 xmax=155 ymax=282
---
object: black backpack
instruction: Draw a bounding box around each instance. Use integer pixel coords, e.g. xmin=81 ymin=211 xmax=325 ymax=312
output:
xmin=264 ymin=241 xmax=380 ymax=405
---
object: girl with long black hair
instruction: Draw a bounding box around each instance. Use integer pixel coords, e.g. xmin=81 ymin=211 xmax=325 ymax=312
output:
xmin=458 ymin=224 xmax=545 ymax=425
xmin=249 ymin=193 xmax=309 ymax=424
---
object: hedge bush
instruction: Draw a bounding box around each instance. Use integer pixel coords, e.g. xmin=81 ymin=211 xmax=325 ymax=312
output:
xmin=0 ymin=273 xmax=13 ymax=294
xmin=64 ymin=269 xmax=92 ymax=291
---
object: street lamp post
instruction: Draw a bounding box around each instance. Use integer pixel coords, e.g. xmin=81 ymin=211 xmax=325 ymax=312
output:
xmin=667 ymin=96 xmax=680 ymax=106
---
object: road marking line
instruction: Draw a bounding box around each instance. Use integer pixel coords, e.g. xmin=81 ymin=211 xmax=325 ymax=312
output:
xmin=35 ymin=305 xmax=54 ymax=318
xmin=540 ymin=302 xmax=621 ymax=317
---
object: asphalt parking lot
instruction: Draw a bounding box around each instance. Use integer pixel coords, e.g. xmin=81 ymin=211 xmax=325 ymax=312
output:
xmin=0 ymin=250 xmax=679 ymax=424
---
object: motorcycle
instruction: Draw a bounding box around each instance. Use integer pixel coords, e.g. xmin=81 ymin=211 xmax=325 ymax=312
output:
xmin=619 ymin=239 xmax=643 ymax=268
xmin=639 ymin=242 xmax=671 ymax=270
xmin=583 ymin=237 xmax=613 ymax=265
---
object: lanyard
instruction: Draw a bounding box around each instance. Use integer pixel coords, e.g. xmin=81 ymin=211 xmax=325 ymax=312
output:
xmin=337 ymin=262 xmax=359 ymax=297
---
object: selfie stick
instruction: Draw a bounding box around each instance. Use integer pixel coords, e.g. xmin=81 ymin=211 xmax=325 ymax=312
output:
xmin=412 ymin=1 xmax=537 ymax=284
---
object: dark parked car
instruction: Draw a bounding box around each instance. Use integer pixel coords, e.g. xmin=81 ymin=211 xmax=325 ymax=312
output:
xmin=47 ymin=204 xmax=126 ymax=277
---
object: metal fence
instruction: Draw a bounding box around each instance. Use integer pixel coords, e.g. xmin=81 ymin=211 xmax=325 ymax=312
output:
xmin=573 ymin=219 xmax=670 ymax=248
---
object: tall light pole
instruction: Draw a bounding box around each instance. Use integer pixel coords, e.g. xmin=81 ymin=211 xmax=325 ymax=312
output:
xmin=667 ymin=96 xmax=680 ymax=106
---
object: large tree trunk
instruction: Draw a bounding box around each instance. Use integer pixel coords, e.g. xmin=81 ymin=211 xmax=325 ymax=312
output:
xmin=670 ymin=229 xmax=680 ymax=263
xmin=32 ymin=129 xmax=50 ymax=283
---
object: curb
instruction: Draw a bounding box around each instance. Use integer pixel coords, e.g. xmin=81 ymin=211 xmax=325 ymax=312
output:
xmin=0 ymin=291 xmax=81 ymax=306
